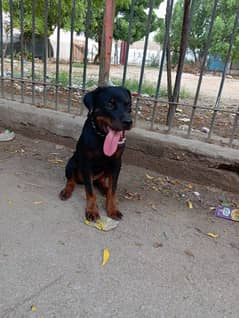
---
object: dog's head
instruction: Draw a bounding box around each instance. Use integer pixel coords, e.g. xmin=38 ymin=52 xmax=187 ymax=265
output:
xmin=84 ymin=86 xmax=132 ymax=132
xmin=84 ymin=86 xmax=133 ymax=156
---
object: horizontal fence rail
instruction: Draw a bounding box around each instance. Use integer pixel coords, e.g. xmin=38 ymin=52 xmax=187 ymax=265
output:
xmin=0 ymin=0 xmax=238 ymax=148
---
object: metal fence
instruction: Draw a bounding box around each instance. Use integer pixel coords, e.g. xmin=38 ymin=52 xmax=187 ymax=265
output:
xmin=0 ymin=0 xmax=239 ymax=148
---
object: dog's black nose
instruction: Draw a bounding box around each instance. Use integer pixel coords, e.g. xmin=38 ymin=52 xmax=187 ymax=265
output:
xmin=122 ymin=118 xmax=133 ymax=129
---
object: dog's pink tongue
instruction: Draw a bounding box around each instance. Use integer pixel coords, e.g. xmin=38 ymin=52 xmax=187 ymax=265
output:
xmin=103 ymin=128 xmax=122 ymax=156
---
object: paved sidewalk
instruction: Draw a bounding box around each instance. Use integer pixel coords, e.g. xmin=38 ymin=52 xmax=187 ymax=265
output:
xmin=0 ymin=132 xmax=239 ymax=318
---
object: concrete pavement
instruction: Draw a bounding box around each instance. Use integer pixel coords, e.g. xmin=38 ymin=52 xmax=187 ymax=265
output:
xmin=0 ymin=133 xmax=239 ymax=317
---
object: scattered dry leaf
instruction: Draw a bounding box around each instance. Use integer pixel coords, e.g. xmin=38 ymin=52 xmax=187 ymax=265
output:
xmin=207 ymin=232 xmax=219 ymax=238
xmin=48 ymin=158 xmax=64 ymax=164
xmin=145 ymin=173 xmax=154 ymax=180
xmin=102 ymin=248 xmax=110 ymax=266
xmin=33 ymin=201 xmax=43 ymax=205
xmin=152 ymin=186 xmax=158 ymax=191
xmin=153 ymin=242 xmax=163 ymax=248
xmin=184 ymin=249 xmax=195 ymax=257
xmin=31 ymin=305 xmax=37 ymax=312
xmin=150 ymin=204 xmax=157 ymax=211
xmin=187 ymin=201 xmax=193 ymax=209
xmin=124 ymin=191 xmax=141 ymax=200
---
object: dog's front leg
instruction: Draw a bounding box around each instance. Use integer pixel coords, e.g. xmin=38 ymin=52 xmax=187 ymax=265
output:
xmin=106 ymin=167 xmax=123 ymax=220
xmin=83 ymin=173 xmax=100 ymax=221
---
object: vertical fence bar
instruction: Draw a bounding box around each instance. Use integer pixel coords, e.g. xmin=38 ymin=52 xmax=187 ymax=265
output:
xmin=68 ymin=0 xmax=76 ymax=112
xmin=81 ymin=0 xmax=91 ymax=114
xmin=9 ymin=0 xmax=14 ymax=100
xmin=82 ymin=0 xmax=91 ymax=91
xmin=55 ymin=0 xmax=61 ymax=110
xmin=134 ymin=0 xmax=154 ymax=124
xmin=31 ymin=0 xmax=36 ymax=105
xmin=43 ymin=0 xmax=48 ymax=107
xmin=151 ymin=0 xmax=174 ymax=129
xmin=20 ymin=0 xmax=24 ymax=103
xmin=0 ymin=0 xmax=4 ymax=98
xmin=207 ymin=5 xmax=239 ymax=140
xmin=167 ymin=0 xmax=195 ymax=131
xmin=122 ymin=0 xmax=135 ymax=87
xmin=187 ymin=0 xmax=218 ymax=138
xmin=229 ymin=107 xmax=239 ymax=146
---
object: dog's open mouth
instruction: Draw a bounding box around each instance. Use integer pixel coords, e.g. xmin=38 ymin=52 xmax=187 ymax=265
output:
xmin=103 ymin=127 xmax=125 ymax=157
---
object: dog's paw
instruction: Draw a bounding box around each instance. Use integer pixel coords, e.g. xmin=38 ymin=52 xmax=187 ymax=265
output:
xmin=59 ymin=189 xmax=71 ymax=201
xmin=85 ymin=210 xmax=100 ymax=222
xmin=108 ymin=210 xmax=123 ymax=220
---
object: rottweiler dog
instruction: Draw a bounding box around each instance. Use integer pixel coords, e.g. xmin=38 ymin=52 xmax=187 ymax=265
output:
xmin=59 ymin=86 xmax=132 ymax=221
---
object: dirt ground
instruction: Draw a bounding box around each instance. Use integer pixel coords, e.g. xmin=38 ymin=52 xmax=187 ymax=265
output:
xmin=0 ymin=130 xmax=239 ymax=317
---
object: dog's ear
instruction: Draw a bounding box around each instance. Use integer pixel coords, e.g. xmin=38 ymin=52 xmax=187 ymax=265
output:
xmin=83 ymin=91 xmax=95 ymax=112
xmin=123 ymin=87 xmax=132 ymax=104
xmin=126 ymin=88 xmax=132 ymax=102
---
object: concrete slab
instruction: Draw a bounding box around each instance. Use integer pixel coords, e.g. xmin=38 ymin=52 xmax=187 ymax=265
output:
xmin=0 ymin=98 xmax=238 ymax=192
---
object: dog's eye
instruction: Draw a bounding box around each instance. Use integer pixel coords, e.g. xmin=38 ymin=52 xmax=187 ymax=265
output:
xmin=107 ymin=101 xmax=116 ymax=110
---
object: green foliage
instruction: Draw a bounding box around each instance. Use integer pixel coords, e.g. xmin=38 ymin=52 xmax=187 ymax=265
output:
xmin=154 ymin=0 xmax=239 ymax=63
xmin=211 ymin=0 xmax=239 ymax=61
xmin=87 ymin=0 xmax=164 ymax=45
xmin=114 ymin=0 xmax=164 ymax=43
xmin=3 ymin=0 xmax=164 ymax=59
xmin=2 ymin=0 xmax=85 ymax=39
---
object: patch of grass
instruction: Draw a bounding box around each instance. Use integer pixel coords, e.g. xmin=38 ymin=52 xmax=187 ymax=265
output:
xmin=179 ymin=87 xmax=191 ymax=99
xmin=56 ymin=71 xmax=69 ymax=87
xmin=85 ymin=78 xmax=97 ymax=88
xmin=111 ymin=78 xmax=167 ymax=97
xmin=111 ymin=77 xmax=191 ymax=99
xmin=72 ymin=62 xmax=84 ymax=68
xmin=48 ymin=71 xmax=69 ymax=87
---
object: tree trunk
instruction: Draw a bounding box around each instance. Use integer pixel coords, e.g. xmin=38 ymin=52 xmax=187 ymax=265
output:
xmin=98 ymin=0 xmax=116 ymax=86
xmin=167 ymin=0 xmax=192 ymax=126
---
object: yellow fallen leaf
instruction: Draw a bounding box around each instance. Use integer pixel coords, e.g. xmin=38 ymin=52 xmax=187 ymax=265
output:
xmin=145 ymin=173 xmax=154 ymax=180
xmin=84 ymin=219 xmax=90 ymax=225
xmin=207 ymin=232 xmax=219 ymax=238
xmin=209 ymin=207 xmax=216 ymax=211
xmin=31 ymin=305 xmax=37 ymax=312
xmin=8 ymin=200 xmax=14 ymax=206
xmin=187 ymin=200 xmax=193 ymax=209
xmin=33 ymin=201 xmax=43 ymax=205
xmin=102 ymin=248 xmax=110 ymax=266
xmin=48 ymin=158 xmax=64 ymax=164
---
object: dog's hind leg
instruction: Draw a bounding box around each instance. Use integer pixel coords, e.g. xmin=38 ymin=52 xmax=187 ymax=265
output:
xmin=59 ymin=156 xmax=77 ymax=200
xmin=94 ymin=174 xmax=108 ymax=196
xmin=106 ymin=167 xmax=123 ymax=220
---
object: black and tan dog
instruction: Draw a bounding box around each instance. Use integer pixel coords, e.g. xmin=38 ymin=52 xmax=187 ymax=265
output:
xmin=59 ymin=86 xmax=132 ymax=221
